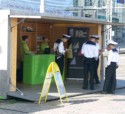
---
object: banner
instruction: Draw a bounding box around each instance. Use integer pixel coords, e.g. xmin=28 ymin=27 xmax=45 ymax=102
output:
xmin=38 ymin=62 xmax=68 ymax=104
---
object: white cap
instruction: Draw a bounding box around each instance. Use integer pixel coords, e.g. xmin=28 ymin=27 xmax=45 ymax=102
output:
xmin=107 ymin=40 xmax=118 ymax=45
xmin=62 ymin=34 xmax=71 ymax=39
xmin=90 ymin=35 xmax=100 ymax=39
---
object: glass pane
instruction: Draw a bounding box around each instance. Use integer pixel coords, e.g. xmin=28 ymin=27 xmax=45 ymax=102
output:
xmin=0 ymin=0 xmax=125 ymax=24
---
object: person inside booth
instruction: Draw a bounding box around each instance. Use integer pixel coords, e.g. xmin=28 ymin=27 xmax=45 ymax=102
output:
xmin=19 ymin=35 xmax=33 ymax=81
xmin=20 ymin=35 xmax=33 ymax=56
xmin=40 ymin=36 xmax=50 ymax=54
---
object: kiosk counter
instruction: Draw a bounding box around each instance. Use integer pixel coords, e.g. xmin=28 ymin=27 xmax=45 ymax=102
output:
xmin=23 ymin=54 xmax=55 ymax=85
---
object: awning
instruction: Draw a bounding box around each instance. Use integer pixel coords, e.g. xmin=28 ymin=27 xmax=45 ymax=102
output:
xmin=10 ymin=14 xmax=125 ymax=26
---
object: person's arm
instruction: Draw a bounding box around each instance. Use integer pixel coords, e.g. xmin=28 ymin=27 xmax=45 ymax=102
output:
xmin=116 ymin=53 xmax=120 ymax=67
xmin=53 ymin=43 xmax=58 ymax=52
xmin=107 ymin=50 xmax=113 ymax=66
xmin=81 ymin=43 xmax=85 ymax=55
xmin=94 ymin=46 xmax=99 ymax=60
xmin=96 ymin=43 xmax=103 ymax=56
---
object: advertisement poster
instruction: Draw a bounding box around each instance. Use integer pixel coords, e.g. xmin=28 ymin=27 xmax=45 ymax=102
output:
xmin=54 ymin=72 xmax=66 ymax=97
xmin=67 ymin=27 xmax=89 ymax=78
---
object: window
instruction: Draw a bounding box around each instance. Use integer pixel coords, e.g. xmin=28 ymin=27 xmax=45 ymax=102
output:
xmin=98 ymin=0 xmax=106 ymax=7
xmin=85 ymin=0 xmax=92 ymax=6
xmin=73 ymin=0 xmax=78 ymax=7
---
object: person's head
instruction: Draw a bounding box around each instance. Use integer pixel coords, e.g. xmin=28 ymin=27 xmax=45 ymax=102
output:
xmin=106 ymin=45 xmax=111 ymax=51
xmin=107 ymin=40 xmax=118 ymax=50
xmin=43 ymin=36 xmax=49 ymax=42
xmin=95 ymin=36 xmax=100 ymax=43
xmin=90 ymin=35 xmax=100 ymax=43
xmin=62 ymin=34 xmax=71 ymax=43
xmin=108 ymin=44 xmax=116 ymax=50
xmin=90 ymin=35 xmax=96 ymax=42
xmin=22 ymin=35 xmax=28 ymax=43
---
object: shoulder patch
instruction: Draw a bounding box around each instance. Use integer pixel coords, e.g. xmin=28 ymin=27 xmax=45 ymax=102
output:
xmin=56 ymin=39 xmax=62 ymax=44
xmin=86 ymin=41 xmax=96 ymax=45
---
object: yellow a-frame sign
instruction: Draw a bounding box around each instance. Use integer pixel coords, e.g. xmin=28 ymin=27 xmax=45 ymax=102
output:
xmin=38 ymin=62 xmax=69 ymax=104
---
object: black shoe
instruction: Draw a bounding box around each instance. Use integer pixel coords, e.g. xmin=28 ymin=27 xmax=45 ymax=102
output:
xmin=90 ymin=87 xmax=95 ymax=90
xmin=100 ymin=91 xmax=108 ymax=94
xmin=82 ymin=87 xmax=88 ymax=90
xmin=108 ymin=91 xmax=115 ymax=94
xmin=96 ymin=81 xmax=100 ymax=84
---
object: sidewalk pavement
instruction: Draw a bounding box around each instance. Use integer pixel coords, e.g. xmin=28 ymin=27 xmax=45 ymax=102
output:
xmin=1 ymin=88 xmax=125 ymax=114
xmin=8 ymin=79 xmax=125 ymax=102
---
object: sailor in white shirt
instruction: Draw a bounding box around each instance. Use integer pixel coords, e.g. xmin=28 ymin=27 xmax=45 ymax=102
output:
xmin=102 ymin=40 xmax=119 ymax=94
xmin=54 ymin=34 xmax=71 ymax=75
xmin=81 ymin=35 xmax=99 ymax=90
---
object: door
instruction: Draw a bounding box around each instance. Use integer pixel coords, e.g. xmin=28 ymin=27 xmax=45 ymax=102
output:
xmin=67 ymin=27 xmax=89 ymax=79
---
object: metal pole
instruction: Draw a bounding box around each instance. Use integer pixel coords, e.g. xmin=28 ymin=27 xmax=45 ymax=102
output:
xmin=40 ymin=0 xmax=45 ymax=13
xmin=109 ymin=0 xmax=112 ymax=40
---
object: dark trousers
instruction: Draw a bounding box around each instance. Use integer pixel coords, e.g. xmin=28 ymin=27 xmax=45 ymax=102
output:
xmin=94 ymin=59 xmax=99 ymax=83
xmin=103 ymin=62 xmax=117 ymax=93
xmin=56 ymin=55 xmax=64 ymax=75
xmin=83 ymin=57 xmax=95 ymax=89
xmin=17 ymin=61 xmax=23 ymax=82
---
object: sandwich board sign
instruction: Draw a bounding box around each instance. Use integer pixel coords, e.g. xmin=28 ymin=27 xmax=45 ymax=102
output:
xmin=38 ymin=62 xmax=68 ymax=104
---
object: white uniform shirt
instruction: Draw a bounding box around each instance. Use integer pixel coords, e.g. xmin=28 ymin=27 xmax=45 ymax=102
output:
xmin=96 ymin=43 xmax=100 ymax=50
xmin=107 ymin=49 xmax=119 ymax=66
xmin=81 ymin=41 xmax=99 ymax=59
xmin=58 ymin=42 xmax=65 ymax=54
xmin=53 ymin=40 xmax=65 ymax=55
xmin=103 ymin=49 xmax=109 ymax=67
xmin=53 ymin=43 xmax=58 ymax=52
xmin=96 ymin=43 xmax=100 ymax=57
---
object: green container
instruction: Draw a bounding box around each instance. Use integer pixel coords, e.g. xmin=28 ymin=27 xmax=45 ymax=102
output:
xmin=23 ymin=54 xmax=55 ymax=85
